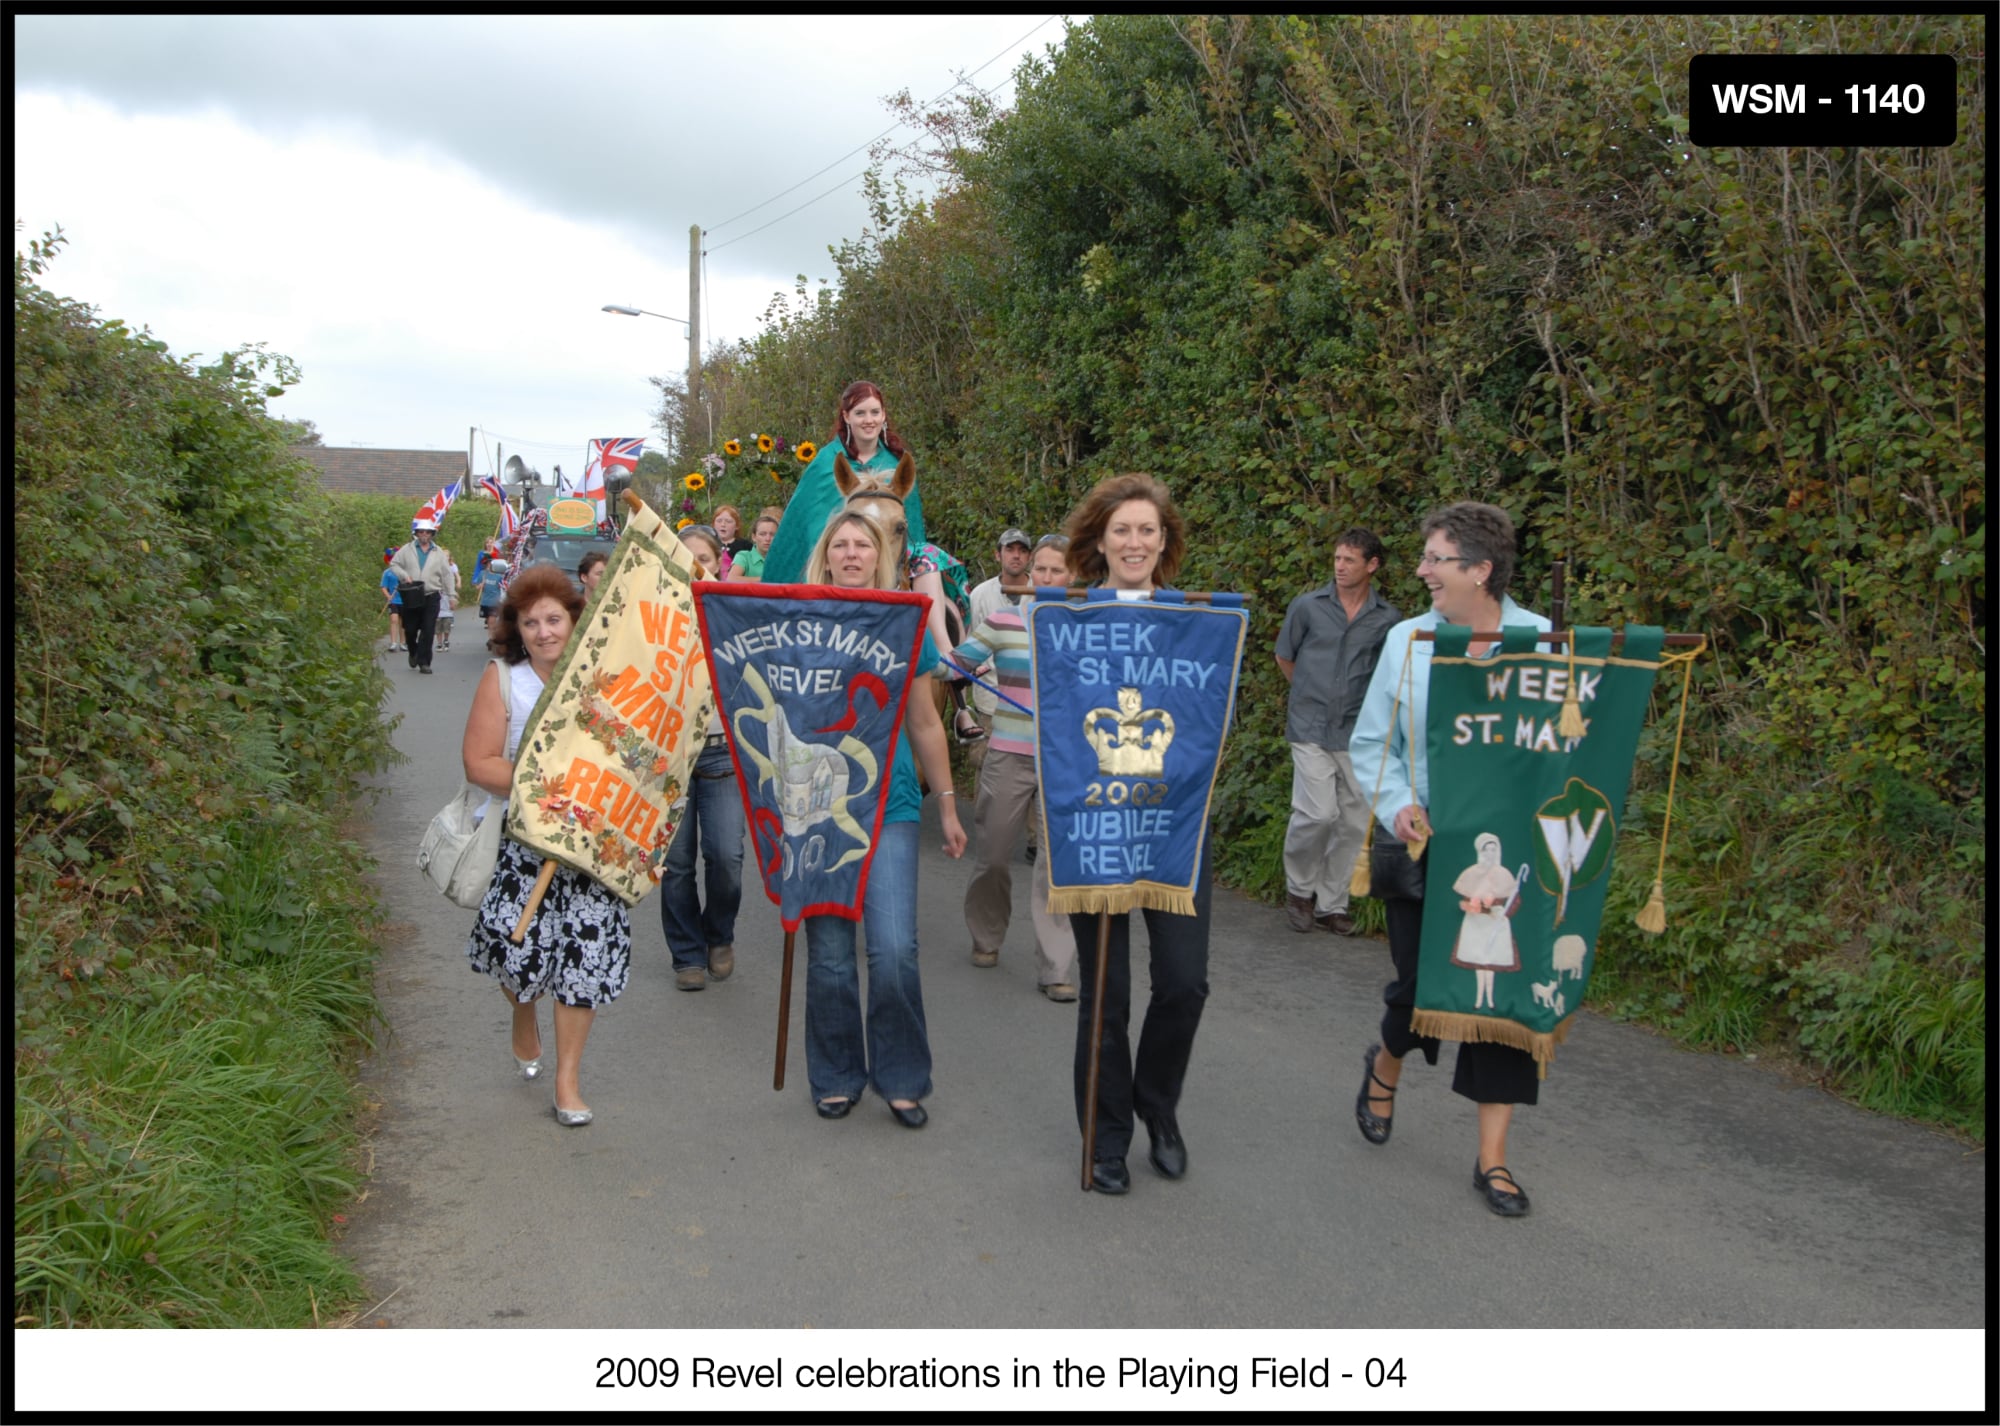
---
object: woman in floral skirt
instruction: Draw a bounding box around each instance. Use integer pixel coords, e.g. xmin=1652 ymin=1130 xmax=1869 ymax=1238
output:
xmin=462 ymin=564 xmax=628 ymax=1127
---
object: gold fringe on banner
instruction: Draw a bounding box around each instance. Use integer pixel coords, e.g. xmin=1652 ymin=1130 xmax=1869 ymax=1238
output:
xmin=1348 ymin=826 xmax=1374 ymax=899
xmin=1411 ymin=1009 xmax=1577 ymax=1078
xmin=1046 ymin=883 xmax=1198 ymax=919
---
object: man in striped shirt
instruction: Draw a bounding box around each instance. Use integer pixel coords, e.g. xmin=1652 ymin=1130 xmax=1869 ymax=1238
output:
xmin=936 ymin=536 xmax=1079 ymax=1000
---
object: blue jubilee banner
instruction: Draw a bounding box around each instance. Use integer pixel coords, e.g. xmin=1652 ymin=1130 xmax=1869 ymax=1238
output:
xmin=693 ymin=584 xmax=928 ymax=930
xmin=1030 ymin=591 xmax=1249 ymax=917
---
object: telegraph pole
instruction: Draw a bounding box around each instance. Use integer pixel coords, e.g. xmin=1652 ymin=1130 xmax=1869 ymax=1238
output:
xmin=687 ymin=225 xmax=702 ymax=462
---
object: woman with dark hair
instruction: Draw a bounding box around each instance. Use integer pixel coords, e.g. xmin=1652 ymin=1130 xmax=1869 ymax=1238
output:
xmin=794 ymin=508 xmax=966 ymax=1128
xmin=1056 ymin=474 xmax=1204 ymax=1196
xmin=462 ymin=564 xmax=627 ymax=1128
xmin=1346 ymin=500 xmax=1552 ymax=1216
xmin=576 ymin=549 xmax=609 ymax=601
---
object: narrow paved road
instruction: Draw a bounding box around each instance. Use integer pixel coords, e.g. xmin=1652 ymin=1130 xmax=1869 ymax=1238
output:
xmin=339 ymin=644 xmax=1986 ymax=1330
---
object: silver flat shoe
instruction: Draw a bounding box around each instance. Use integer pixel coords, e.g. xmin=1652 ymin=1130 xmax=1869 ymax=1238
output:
xmin=554 ymin=1104 xmax=593 ymax=1127
xmin=515 ymin=1054 xmax=542 ymax=1081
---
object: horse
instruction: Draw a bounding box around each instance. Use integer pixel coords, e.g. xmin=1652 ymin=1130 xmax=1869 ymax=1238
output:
xmin=832 ymin=452 xmax=972 ymax=749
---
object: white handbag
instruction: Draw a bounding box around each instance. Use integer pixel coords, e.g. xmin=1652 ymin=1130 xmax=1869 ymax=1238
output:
xmin=417 ymin=782 xmax=505 ymax=909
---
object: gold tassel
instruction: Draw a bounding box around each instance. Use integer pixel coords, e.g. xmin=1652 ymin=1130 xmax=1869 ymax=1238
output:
xmin=1557 ymin=630 xmax=1588 ymax=738
xmin=1634 ymin=877 xmax=1667 ymax=934
xmin=1349 ymin=829 xmax=1373 ymax=898
xmin=1634 ymin=641 xmax=1704 ymax=936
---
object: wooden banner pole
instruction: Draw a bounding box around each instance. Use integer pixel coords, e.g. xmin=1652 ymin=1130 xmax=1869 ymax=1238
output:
xmin=1081 ymin=910 xmax=1112 ymax=1191
xmin=1002 ymin=586 xmax=1250 ymax=604
xmin=774 ymin=928 xmax=796 ymax=1091
xmin=509 ymin=861 xmax=558 ymax=944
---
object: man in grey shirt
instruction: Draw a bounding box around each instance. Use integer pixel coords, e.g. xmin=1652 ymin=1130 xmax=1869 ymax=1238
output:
xmin=1274 ymin=528 xmax=1400 ymax=935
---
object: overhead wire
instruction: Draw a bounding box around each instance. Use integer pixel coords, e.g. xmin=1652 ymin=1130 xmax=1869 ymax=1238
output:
xmin=701 ymin=15 xmax=1058 ymax=251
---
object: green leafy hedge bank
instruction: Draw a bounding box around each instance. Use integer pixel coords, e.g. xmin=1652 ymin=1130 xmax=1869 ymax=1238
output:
xmin=705 ymin=15 xmax=1986 ymax=1134
xmin=14 ymin=232 xmax=401 ymax=1325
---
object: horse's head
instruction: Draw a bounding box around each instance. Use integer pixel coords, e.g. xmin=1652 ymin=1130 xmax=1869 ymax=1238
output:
xmin=834 ymin=451 xmax=915 ymax=585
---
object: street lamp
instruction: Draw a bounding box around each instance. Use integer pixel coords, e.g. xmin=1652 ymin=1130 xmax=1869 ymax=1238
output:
xmin=602 ymin=302 xmax=701 ymax=461
xmin=600 ymin=303 xmax=689 ymax=326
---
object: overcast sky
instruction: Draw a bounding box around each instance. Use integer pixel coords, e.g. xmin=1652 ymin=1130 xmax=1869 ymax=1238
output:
xmin=14 ymin=14 xmax=1071 ymax=473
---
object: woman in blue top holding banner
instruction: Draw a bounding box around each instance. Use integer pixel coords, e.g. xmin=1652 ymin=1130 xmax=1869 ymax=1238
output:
xmin=1057 ymin=474 xmax=1214 ymax=1196
xmin=800 ymin=509 xmax=967 ymax=1127
xmin=1346 ymin=501 xmax=1551 ymax=1216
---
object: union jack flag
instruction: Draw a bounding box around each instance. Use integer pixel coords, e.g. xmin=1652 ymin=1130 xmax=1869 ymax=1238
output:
xmin=496 ymin=500 xmax=520 ymax=540
xmin=581 ymin=437 xmax=645 ymax=501
xmin=415 ymin=478 xmax=463 ymax=527
xmin=477 ymin=474 xmax=507 ymax=503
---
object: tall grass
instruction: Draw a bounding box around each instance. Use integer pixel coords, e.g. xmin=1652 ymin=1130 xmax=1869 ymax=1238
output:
xmin=14 ymin=821 xmax=381 ymax=1327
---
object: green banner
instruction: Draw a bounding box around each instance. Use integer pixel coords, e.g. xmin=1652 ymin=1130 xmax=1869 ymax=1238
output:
xmin=1413 ymin=625 xmax=1665 ymax=1070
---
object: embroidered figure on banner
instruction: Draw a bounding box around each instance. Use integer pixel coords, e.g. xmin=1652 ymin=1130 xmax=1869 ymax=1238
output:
xmin=1451 ymin=832 xmax=1526 ymax=1010
xmin=728 ymin=662 xmax=881 ymax=873
xmin=1534 ymin=777 xmax=1615 ymax=926
xmin=1551 ymin=934 xmax=1590 ymax=984
xmin=1084 ymin=687 xmax=1176 ymax=778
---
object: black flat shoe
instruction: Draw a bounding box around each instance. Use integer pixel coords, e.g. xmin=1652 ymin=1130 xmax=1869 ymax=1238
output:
xmin=1142 ymin=1113 xmax=1187 ymax=1179
xmin=888 ymin=1101 xmax=927 ymax=1129
xmin=1090 ymin=1158 xmax=1130 ymax=1194
xmin=1356 ymin=1043 xmax=1396 ymax=1145
xmin=1474 ymin=1162 xmax=1531 ymax=1217
xmin=815 ymin=1097 xmax=854 ymax=1120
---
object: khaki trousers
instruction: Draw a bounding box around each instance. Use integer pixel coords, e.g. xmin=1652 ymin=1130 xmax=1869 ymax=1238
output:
xmin=1283 ymin=743 xmax=1368 ymax=916
xmin=963 ymin=748 xmax=1076 ymax=985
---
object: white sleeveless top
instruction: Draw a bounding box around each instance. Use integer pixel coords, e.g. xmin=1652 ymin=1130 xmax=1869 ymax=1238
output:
xmin=476 ymin=660 xmax=545 ymax=823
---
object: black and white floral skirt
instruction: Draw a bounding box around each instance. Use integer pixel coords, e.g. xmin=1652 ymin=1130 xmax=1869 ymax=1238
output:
xmin=466 ymin=836 xmax=632 ymax=1007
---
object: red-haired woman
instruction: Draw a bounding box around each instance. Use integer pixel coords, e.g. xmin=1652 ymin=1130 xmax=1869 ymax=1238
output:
xmin=462 ymin=564 xmax=628 ymax=1128
xmin=761 ymin=381 xmax=979 ymax=737
xmin=1057 ymin=474 xmax=1210 ymax=1196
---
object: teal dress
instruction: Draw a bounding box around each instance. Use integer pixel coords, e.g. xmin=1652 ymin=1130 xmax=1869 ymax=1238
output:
xmin=760 ymin=437 xmax=926 ymax=586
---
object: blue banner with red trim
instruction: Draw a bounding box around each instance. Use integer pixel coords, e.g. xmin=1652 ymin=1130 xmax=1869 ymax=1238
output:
xmin=693 ymin=584 xmax=928 ymax=930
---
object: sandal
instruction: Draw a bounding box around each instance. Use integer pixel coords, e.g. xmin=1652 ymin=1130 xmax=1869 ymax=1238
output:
xmin=1473 ymin=1162 xmax=1531 ymax=1217
xmin=953 ymin=716 xmax=987 ymax=745
xmin=1355 ymin=1042 xmax=1396 ymax=1145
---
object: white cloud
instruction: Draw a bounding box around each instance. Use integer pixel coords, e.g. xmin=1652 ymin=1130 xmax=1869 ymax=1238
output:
xmin=12 ymin=16 xmax=1071 ymax=456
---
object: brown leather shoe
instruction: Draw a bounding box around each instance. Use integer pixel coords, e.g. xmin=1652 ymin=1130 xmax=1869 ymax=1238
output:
xmin=675 ymin=966 xmax=707 ymax=991
xmin=971 ymin=948 xmax=999 ymax=968
xmin=1286 ymin=893 xmax=1315 ymax=932
xmin=1317 ymin=909 xmax=1357 ymax=936
xmin=707 ymin=943 xmax=735 ymax=981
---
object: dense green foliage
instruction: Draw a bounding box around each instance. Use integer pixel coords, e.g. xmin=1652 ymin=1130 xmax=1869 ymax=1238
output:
xmin=704 ymin=15 xmax=1984 ymax=1132
xmin=14 ymin=232 xmax=401 ymax=1324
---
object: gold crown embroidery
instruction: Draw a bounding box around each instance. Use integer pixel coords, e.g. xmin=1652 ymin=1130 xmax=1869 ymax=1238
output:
xmin=1084 ymin=687 xmax=1175 ymax=777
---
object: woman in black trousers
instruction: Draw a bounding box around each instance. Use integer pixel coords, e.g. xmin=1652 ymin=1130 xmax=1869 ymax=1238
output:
xmin=1060 ymin=474 xmax=1208 ymax=1196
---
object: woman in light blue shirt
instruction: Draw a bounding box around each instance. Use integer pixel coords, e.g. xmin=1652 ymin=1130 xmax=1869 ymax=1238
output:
xmin=1346 ymin=502 xmax=1551 ymax=1217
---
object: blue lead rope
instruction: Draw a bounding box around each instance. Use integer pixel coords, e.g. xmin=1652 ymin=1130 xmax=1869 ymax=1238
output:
xmin=938 ymin=654 xmax=1035 ymax=717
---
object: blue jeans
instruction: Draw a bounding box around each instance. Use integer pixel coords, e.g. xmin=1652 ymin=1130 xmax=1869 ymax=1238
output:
xmin=803 ymin=822 xmax=932 ymax=1103
xmin=659 ymin=739 xmax=746 ymax=971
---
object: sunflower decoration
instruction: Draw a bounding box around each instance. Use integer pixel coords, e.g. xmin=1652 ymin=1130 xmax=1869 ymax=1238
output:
xmin=676 ymin=517 xmax=696 ymax=530
xmin=723 ymin=439 xmax=742 ymax=457
xmin=793 ymin=440 xmax=818 ymax=463
xmin=756 ymin=433 xmax=775 ymax=455
xmin=684 ymin=472 xmax=706 ymax=491
xmin=769 ymin=467 xmax=787 ymax=481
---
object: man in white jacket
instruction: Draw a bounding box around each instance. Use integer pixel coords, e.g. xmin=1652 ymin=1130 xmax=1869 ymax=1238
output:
xmin=387 ymin=519 xmax=445 ymax=673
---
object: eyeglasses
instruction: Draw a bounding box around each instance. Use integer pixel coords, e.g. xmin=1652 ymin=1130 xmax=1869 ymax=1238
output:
xmin=1035 ymin=534 xmax=1070 ymax=551
xmin=1415 ymin=552 xmax=1475 ymax=569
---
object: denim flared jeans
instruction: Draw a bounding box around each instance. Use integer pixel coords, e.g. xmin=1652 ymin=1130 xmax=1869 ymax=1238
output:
xmin=803 ymin=822 xmax=932 ymax=1103
xmin=659 ymin=739 xmax=746 ymax=972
